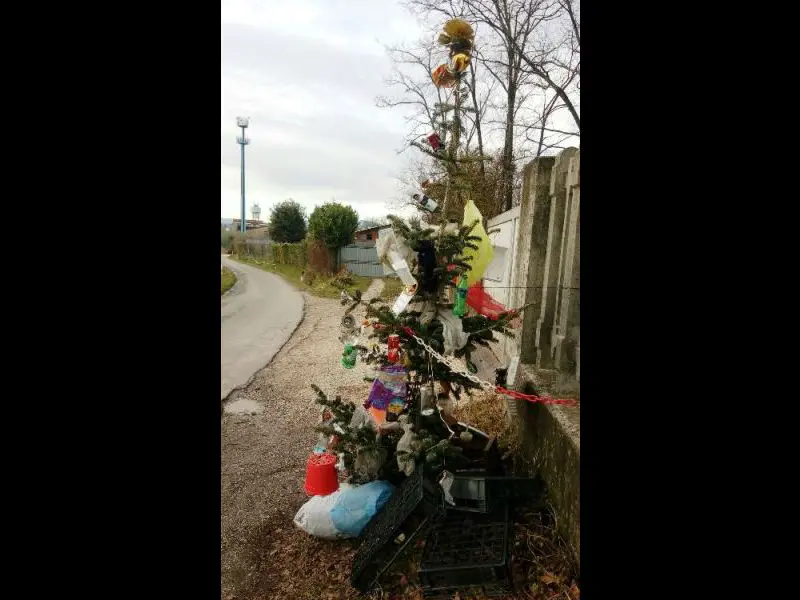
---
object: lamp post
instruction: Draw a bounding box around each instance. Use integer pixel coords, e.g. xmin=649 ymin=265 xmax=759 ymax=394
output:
xmin=236 ymin=117 xmax=250 ymax=233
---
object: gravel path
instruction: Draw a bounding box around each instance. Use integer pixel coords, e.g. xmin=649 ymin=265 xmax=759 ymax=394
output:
xmin=221 ymin=279 xmax=384 ymax=600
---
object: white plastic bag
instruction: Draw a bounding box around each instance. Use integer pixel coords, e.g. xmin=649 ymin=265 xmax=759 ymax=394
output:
xmin=376 ymin=229 xmax=415 ymax=268
xmin=293 ymin=482 xmax=393 ymax=539
xmin=293 ymin=484 xmax=351 ymax=539
xmin=396 ymin=416 xmax=421 ymax=476
xmin=437 ymin=308 xmax=470 ymax=354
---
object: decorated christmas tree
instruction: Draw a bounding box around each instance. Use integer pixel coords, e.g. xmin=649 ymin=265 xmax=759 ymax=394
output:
xmin=312 ymin=18 xmax=521 ymax=485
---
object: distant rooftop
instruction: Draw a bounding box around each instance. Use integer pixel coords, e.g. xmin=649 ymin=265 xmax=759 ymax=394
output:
xmin=355 ymin=224 xmax=390 ymax=234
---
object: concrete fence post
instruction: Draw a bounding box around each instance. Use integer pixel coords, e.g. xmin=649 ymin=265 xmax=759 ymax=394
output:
xmin=535 ymin=148 xmax=578 ymax=369
xmin=552 ymin=151 xmax=581 ymax=373
xmin=509 ymin=156 xmax=556 ymax=365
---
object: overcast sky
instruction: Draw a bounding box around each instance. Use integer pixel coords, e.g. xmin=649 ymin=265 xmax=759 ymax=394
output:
xmin=221 ymin=0 xmax=578 ymax=223
xmin=221 ymin=0 xmax=425 ymax=222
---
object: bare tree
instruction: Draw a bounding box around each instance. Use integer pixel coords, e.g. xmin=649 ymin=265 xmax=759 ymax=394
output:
xmin=465 ymin=0 xmax=580 ymax=160
xmin=376 ymin=39 xmax=446 ymax=146
xmin=515 ymin=72 xmax=579 ymax=158
xmin=407 ymin=0 xmax=565 ymax=211
xmin=464 ymin=59 xmax=496 ymax=172
xmin=376 ymin=30 xmax=495 ymax=202
xmin=385 ymin=0 xmax=580 ymax=215
xmin=512 ymin=0 xmax=580 ymax=131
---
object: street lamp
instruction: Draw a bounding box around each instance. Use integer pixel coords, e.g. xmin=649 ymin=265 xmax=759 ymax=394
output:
xmin=236 ymin=117 xmax=251 ymax=233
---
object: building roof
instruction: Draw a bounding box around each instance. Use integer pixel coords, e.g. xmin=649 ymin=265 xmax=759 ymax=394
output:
xmin=355 ymin=224 xmax=391 ymax=234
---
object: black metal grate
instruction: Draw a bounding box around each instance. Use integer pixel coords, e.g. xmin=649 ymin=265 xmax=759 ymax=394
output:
xmin=445 ymin=473 xmax=543 ymax=513
xmin=419 ymin=503 xmax=511 ymax=592
xmin=422 ymin=583 xmax=512 ymax=599
xmin=445 ymin=474 xmax=490 ymax=513
xmin=351 ymin=466 xmax=443 ymax=592
xmin=492 ymin=476 xmax=543 ymax=503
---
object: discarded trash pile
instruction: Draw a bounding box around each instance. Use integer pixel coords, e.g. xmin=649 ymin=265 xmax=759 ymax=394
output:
xmin=294 ymin=378 xmax=544 ymax=598
xmin=290 ymin=139 xmax=543 ymax=597
xmin=290 ymin=17 xmax=574 ymax=599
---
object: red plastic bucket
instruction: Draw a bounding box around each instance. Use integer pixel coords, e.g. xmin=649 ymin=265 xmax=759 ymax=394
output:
xmin=304 ymin=452 xmax=340 ymax=496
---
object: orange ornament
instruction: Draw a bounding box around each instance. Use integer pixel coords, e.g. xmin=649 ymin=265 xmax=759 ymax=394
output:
xmin=431 ymin=64 xmax=456 ymax=88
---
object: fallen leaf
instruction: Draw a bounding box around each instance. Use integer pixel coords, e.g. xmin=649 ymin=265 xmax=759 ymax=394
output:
xmin=569 ymin=582 xmax=581 ymax=598
xmin=540 ymin=572 xmax=559 ymax=585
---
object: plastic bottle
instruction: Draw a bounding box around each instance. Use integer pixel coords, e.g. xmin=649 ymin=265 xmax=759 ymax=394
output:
xmin=452 ymin=274 xmax=468 ymax=317
xmin=341 ymin=344 xmax=357 ymax=369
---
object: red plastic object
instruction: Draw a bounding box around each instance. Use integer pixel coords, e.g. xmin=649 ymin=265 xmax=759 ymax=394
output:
xmin=387 ymin=334 xmax=400 ymax=363
xmin=466 ymin=282 xmax=507 ymax=318
xmin=304 ymin=452 xmax=340 ymax=496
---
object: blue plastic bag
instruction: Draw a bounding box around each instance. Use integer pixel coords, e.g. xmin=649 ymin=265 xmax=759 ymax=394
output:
xmin=330 ymin=480 xmax=395 ymax=537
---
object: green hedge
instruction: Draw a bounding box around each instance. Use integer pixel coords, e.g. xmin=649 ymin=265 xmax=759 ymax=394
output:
xmin=229 ymin=237 xmax=309 ymax=267
xmin=270 ymin=241 xmax=307 ymax=267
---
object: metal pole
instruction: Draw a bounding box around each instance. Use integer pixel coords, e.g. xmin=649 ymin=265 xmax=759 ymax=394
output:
xmin=236 ymin=117 xmax=250 ymax=234
xmin=240 ymin=125 xmax=246 ymax=233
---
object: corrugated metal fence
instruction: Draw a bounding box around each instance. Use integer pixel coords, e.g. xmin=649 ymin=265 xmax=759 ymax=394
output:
xmin=338 ymin=243 xmax=384 ymax=277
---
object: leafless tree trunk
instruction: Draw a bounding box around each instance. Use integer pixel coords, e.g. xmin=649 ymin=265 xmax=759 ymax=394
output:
xmin=467 ymin=60 xmax=486 ymax=176
xmin=409 ymin=0 xmax=562 ymax=210
xmin=468 ymin=0 xmax=550 ymax=210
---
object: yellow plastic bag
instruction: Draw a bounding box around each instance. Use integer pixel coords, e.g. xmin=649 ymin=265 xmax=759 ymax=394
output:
xmin=461 ymin=200 xmax=494 ymax=287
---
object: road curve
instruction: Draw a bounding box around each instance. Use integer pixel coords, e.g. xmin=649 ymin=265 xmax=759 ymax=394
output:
xmin=221 ymin=256 xmax=303 ymax=400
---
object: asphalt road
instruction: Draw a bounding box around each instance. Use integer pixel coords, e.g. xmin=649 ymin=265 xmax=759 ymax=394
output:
xmin=220 ymin=256 xmax=303 ymax=400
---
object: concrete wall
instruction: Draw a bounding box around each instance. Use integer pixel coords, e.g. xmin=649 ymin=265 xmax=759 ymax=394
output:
xmin=509 ymin=149 xmax=580 ymax=377
xmin=504 ymin=148 xmax=581 ymax=568
xmin=511 ymin=364 xmax=580 ymax=566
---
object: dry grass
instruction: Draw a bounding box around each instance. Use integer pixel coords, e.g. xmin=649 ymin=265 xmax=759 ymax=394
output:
xmin=453 ymin=391 xmax=524 ymax=467
xmin=453 ymin=391 xmax=511 ymax=438
xmin=221 ymin=266 xmax=237 ymax=295
xmin=510 ymin=508 xmax=580 ymax=600
xmin=232 ymin=256 xmax=372 ymax=299
xmin=379 ymin=277 xmax=405 ymax=301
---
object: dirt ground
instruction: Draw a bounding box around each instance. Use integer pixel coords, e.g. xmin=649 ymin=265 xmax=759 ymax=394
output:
xmin=221 ymin=282 xmax=385 ymax=600
xmin=221 ymin=280 xmax=579 ymax=600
